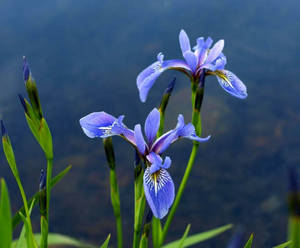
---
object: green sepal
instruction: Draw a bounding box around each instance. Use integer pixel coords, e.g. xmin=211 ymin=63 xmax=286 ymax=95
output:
xmin=0 ymin=179 xmax=12 ymax=248
xmin=25 ymin=113 xmax=53 ymax=160
xmin=243 ymin=233 xmax=253 ymax=248
xmin=100 ymin=234 xmax=111 ymax=248
xmin=25 ymin=76 xmax=43 ymax=120
xmin=12 ymin=165 xmax=72 ymax=229
xmin=2 ymin=133 xmax=19 ymax=178
xmin=103 ymin=137 xmax=116 ymax=169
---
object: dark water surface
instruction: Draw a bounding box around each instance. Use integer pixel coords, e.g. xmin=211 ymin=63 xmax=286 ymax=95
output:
xmin=1 ymin=0 xmax=300 ymax=247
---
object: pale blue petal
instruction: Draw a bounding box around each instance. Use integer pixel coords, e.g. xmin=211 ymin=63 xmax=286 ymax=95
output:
xmin=134 ymin=124 xmax=147 ymax=154
xmin=79 ymin=112 xmax=117 ymax=138
xmin=179 ymin=29 xmax=191 ymax=56
xmin=137 ymin=56 xmax=190 ymax=102
xmin=145 ymin=108 xmax=160 ymax=146
xmin=216 ymin=70 xmax=247 ymax=99
xmin=143 ymin=168 xmax=175 ymax=219
xmin=201 ymin=53 xmax=227 ymax=71
xmin=183 ymin=51 xmax=197 ymax=73
xmin=162 ymin=156 xmax=171 ymax=169
xmin=205 ymin=40 xmax=224 ymax=64
xmin=151 ymin=130 xmax=177 ymax=154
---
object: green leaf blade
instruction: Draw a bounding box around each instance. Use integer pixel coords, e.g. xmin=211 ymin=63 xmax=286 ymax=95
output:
xmin=162 ymin=223 xmax=232 ymax=248
xmin=0 ymin=179 xmax=12 ymax=248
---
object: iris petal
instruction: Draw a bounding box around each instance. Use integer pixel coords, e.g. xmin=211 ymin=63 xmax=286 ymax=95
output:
xmin=183 ymin=51 xmax=197 ymax=73
xmin=145 ymin=108 xmax=160 ymax=146
xmin=216 ymin=70 xmax=248 ymax=99
xmin=179 ymin=29 xmax=191 ymax=55
xmin=79 ymin=112 xmax=117 ymax=138
xmin=143 ymin=168 xmax=175 ymax=219
xmin=137 ymin=57 xmax=189 ymax=102
xmin=134 ymin=124 xmax=147 ymax=154
xmin=151 ymin=130 xmax=177 ymax=154
xmin=205 ymin=39 xmax=224 ymax=65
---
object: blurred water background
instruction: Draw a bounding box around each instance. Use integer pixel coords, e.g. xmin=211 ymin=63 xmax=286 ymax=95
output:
xmin=0 ymin=0 xmax=300 ymax=247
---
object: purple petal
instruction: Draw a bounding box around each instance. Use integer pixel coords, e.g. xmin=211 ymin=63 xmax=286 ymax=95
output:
xmin=198 ymin=37 xmax=213 ymax=65
xmin=143 ymin=168 xmax=175 ymax=219
xmin=174 ymin=115 xmax=211 ymax=143
xmin=216 ymin=70 xmax=247 ymax=99
xmin=205 ymin=40 xmax=224 ymax=65
xmin=111 ymin=116 xmax=136 ymax=144
xmin=137 ymin=56 xmax=190 ymax=102
xmin=134 ymin=124 xmax=147 ymax=154
xmin=201 ymin=53 xmax=227 ymax=71
xmin=151 ymin=130 xmax=177 ymax=154
xmin=183 ymin=51 xmax=197 ymax=73
xmin=147 ymin=153 xmax=172 ymax=174
xmin=23 ymin=56 xmax=30 ymax=82
xmin=179 ymin=29 xmax=191 ymax=56
xmin=145 ymin=108 xmax=160 ymax=146
xmin=79 ymin=112 xmax=117 ymax=138
xmin=162 ymin=156 xmax=171 ymax=169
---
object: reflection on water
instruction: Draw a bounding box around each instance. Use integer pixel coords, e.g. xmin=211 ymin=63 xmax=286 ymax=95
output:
xmin=0 ymin=0 xmax=300 ymax=246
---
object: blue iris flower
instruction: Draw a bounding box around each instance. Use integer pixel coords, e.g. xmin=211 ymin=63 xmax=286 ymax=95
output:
xmin=80 ymin=108 xmax=210 ymax=218
xmin=137 ymin=29 xmax=247 ymax=102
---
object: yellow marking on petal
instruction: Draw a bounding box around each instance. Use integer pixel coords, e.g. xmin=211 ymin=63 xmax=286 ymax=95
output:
xmin=154 ymin=173 xmax=158 ymax=196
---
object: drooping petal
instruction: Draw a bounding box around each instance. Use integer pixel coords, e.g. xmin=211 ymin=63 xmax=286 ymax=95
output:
xmin=205 ymin=39 xmax=224 ymax=65
xmin=137 ymin=55 xmax=190 ymax=102
xmin=179 ymin=29 xmax=191 ymax=56
xmin=111 ymin=116 xmax=136 ymax=144
xmin=145 ymin=108 xmax=160 ymax=146
xmin=174 ymin=115 xmax=211 ymax=143
xmin=151 ymin=130 xmax=177 ymax=154
xmin=143 ymin=168 xmax=175 ymax=219
xmin=216 ymin=70 xmax=247 ymax=99
xmin=134 ymin=124 xmax=147 ymax=154
xmin=79 ymin=112 xmax=117 ymax=138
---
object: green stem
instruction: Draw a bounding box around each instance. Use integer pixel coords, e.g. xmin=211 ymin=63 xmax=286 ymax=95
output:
xmin=288 ymin=216 xmax=300 ymax=248
xmin=110 ymin=169 xmax=123 ymax=248
xmin=152 ymin=217 xmax=162 ymax=248
xmin=161 ymin=143 xmax=199 ymax=244
xmin=160 ymin=76 xmax=205 ymax=246
xmin=133 ymin=163 xmax=146 ymax=248
xmin=44 ymin=158 xmax=53 ymax=247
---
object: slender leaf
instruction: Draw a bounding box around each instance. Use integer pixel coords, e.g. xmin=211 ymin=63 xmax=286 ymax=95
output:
xmin=162 ymin=224 xmax=232 ymax=248
xmin=244 ymin=234 xmax=253 ymax=248
xmin=100 ymin=234 xmax=111 ymax=248
xmin=13 ymin=233 xmax=96 ymax=247
xmin=273 ymin=241 xmax=292 ymax=248
xmin=15 ymin=199 xmax=36 ymax=248
xmin=179 ymin=224 xmax=191 ymax=248
xmin=12 ymin=165 xmax=72 ymax=229
xmin=0 ymin=179 xmax=12 ymax=248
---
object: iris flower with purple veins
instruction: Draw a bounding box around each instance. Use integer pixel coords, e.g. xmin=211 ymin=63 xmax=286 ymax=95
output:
xmin=137 ymin=29 xmax=247 ymax=102
xmin=79 ymin=108 xmax=210 ymax=218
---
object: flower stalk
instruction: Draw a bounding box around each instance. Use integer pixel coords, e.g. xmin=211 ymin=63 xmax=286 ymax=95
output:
xmin=133 ymin=152 xmax=146 ymax=248
xmin=161 ymin=75 xmax=205 ymax=245
xmin=103 ymin=137 xmax=123 ymax=248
